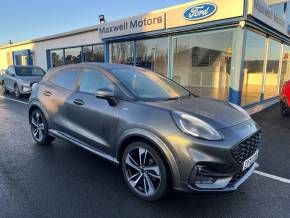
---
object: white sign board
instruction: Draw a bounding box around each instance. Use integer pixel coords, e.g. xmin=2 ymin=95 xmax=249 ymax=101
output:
xmin=98 ymin=12 xmax=165 ymax=39
xmin=248 ymin=0 xmax=288 ymax=36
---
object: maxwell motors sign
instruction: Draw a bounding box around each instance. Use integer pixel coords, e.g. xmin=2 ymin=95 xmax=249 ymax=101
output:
xmin=98 ymin=0 xmax=245 ymax=39
xmin=98 ymin=12 xmax=165 ymax=39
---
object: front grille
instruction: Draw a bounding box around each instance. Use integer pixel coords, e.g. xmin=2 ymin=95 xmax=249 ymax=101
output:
xmin=231 ymin=132 xmax=261 ymax=165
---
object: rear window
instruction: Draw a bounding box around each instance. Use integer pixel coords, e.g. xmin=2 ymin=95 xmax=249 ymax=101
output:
xmin=15 ymin=66 xmax=46 ymax=77
xmin=49 ymin=70 xmax=80 ymax=91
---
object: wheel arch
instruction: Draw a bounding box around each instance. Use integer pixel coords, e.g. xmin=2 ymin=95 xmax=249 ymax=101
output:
xmin=116 ymin=129 xmax=181 ymax=188
xmin=28 ymin=101 xmax=49 ymax=124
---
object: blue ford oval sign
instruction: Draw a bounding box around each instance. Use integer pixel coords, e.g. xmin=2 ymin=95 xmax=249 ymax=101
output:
xmin=184 ymin=3 xmax=217 ymax=21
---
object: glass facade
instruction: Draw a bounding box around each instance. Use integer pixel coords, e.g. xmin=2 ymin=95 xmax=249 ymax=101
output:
xmin=46 ymin=26 xmax=287 ymax=108
xmin=264 ymin=39 xmax=281 ymax=99
xmin=241 ymin=31 xmax=266 ymax=106
xmin=83 ymin=45 xmax=104 ymax=62
xmin=48 ymin=44 xmax=104 ymax=69
xmin=172 ymin=29 xmax=234 ymax=100
xmin=50 ymin=49 xmax=64 ymax=68
xmin=135 ymin=38 xmax=168 ymax=77
xmin=110 ymin=41 xmax=134 ymax=65
xmin=280 ymin=45 xmax=290 ymax=90
xmin=64 ymin=47 xmax=82 ymax=65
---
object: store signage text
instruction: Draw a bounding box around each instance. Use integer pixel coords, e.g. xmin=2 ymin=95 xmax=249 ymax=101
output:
xmin=253 ymin=0 xmax=285 ymax=29
xmin=99 ymin=16 xmax=163 ymax=36
xmin=184 ymin=3 xmax=217 ymax=21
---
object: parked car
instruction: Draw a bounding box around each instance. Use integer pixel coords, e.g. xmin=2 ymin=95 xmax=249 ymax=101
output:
xmin=279 ymin=80 xmax=290 ymax=116
xmin=28 ymin=63 xmax=261 ymax=201
xmin=2 ymin=65 xmax=46 ymax=98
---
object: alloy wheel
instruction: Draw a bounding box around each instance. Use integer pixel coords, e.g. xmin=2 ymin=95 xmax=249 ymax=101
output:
xmin=280 ymin=100 xmax=289 ymax=116
xmin=15 ymin=86 xmax=20 ymax=98
xmin=124 ymin=147 xmax=161 ymax=196
xmin=31 ymin=112 xmax=45 ymax=142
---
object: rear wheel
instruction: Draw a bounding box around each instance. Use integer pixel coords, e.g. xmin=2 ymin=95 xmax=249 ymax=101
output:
xmin=280 ymin=99 xmax=290 ymax=117
xmin=30 ymin=109 xmax=55 ymax=145
xmin=121 ymin=141 xmax=170 ymax=201
xmin=2 ymin=81 xmax=9 ymax=94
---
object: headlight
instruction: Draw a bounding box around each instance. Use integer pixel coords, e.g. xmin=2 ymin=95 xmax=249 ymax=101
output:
xmin=22 ymin=81 xmax=31 ymax=87
xmin=171 ymin=111 xmax=223 ymax=141
xmin=229 ymin=102 xmax=250 ymax=118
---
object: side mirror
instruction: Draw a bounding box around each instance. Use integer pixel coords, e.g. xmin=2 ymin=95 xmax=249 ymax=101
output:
xmin=95 ymin=88 xmax=117 ymax=106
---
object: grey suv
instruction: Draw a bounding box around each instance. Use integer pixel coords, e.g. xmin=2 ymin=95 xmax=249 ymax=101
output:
xmin=28 ymin=63 xmax=261 ymax=201
xmin=2 ymin=65 xmax=46 ymax=98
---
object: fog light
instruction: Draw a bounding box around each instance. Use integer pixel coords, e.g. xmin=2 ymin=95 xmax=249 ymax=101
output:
xmin=195 ymin=175 xmax=217 ymax=185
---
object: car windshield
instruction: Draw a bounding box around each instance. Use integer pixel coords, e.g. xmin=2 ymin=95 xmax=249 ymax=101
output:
xmin=110 ymin=68 xmax=191 ymax=101
xmin=15 ymin=66 xmax=46 ymax=77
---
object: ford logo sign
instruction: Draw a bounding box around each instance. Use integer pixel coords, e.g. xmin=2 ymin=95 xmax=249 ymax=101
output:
xmin=184 ymin=3 xmax=217 ymax=21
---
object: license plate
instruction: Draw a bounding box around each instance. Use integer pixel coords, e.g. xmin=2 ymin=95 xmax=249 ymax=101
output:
xmin=242 ymin=150 xmax=259 ymax=171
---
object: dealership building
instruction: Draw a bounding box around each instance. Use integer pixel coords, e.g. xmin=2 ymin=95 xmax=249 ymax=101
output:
xmin=0 ymin=0 xmax=289 ymax=113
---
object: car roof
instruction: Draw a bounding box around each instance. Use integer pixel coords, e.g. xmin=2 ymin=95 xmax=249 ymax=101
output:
xmin=48 ymin=62 xmax=145 ymax=73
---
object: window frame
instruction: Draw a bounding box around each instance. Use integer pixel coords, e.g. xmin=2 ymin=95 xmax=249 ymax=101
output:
xmin=78 ymin=67 xmax=115 ymax=95
xmin=48 ymin=67 xmax=81 ymax=91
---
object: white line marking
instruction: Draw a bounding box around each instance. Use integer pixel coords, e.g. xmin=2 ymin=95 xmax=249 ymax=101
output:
xmin=254 ymin=170 xmax=290 ymax=184
xmin=0 ymin=95 xmax=28 ymax=105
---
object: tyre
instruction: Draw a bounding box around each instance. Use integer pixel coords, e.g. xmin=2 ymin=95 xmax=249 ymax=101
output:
xmin=121 ymin=141 xmax=170 ymax=201
xmin=280 ymin=99 xmax=290 ymax=117
xmin=2 ymin=81 xmax=9 ymax=94
xmin=14 ymin=84 xmax=22 ymax=98
xmin=29 ymin=109 xmax=55 ymax=145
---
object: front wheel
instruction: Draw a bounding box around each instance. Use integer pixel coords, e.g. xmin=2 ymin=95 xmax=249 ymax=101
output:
xmin=3 ymin=82 xmax=9 ymax=94
xmin=121 ymin=142 xmax=170 ymax=201
xmin=280 ymin=99 xmax=290 ymax=117
xmin=14 ymin=85 xmax=22 ymax=98
xmin=30 ymin=109 xmax=55 ymax=145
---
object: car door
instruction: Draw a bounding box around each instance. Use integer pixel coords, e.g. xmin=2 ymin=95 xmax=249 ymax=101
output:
xmin=8 ymin=67 xmax=16 ymax=90
xmin=40 ymin=68 xmax=81 ymax=135
xmin=65 ymin=67 xmax=120 ymax=154
xmin=4 ymin=67 xmax=13 ymax=90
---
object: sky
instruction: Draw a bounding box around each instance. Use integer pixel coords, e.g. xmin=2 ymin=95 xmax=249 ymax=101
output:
xmin=0 ymin=0 xmax=192 ymax=45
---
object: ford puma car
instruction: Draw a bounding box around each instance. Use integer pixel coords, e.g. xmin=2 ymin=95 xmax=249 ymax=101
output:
xmin=28 ymin=63 xmax=261 ymax=201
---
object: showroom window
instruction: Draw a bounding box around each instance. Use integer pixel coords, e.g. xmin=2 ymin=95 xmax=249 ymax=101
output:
xmin=109 ymin=41 xmax=134 ymax=65
xmin=264 ymin=39 xmax=281 ymax=100
xmin=50 ymin=49 xmax=64 ymax=68
xmin=48 ymin=44 xmax=104 ymax=69
xmin=241 ymin=31 xmax=266 ymax=106
xmin=172 ymin=29 xmax=234 ymax=100
xmin=280 ymin=45 xmax=290 ymax=91
xmin=135 ymin=37 xmax=168 ymax=77
xmin=64 ymin=47 xmax=82 ymax=65
xmin=83 ymin=45 xmax=104 ymax=62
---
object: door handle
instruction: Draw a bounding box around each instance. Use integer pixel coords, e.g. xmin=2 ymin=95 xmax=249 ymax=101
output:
xmin=43 ymin=91 xmax=52 ymax=96
xmin=73 ymin=99 xmax=84 ymax=106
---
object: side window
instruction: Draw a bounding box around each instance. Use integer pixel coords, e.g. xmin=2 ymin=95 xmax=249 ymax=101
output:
xmin=9 ymin=67 xmax=15 ymax=76
xmin=6 ymin=67 xmax=11 ymax=75
xmin=49 ymin=70 xmax=79 ymax=91
xmin=79 ymin=69 xmax=114 ymax=94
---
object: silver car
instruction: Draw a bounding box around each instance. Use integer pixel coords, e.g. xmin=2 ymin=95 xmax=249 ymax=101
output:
xmin=2 ymin=65 xmax=46 ymax=98
xmin=28 ymin=63 xmax=261 ymax=201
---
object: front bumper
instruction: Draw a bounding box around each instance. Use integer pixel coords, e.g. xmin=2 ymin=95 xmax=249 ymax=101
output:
xmin=164 ymin=119 xmax=260 ymax=193
xmin=186 ymin=162 xmax=258 ymax=192
xmin=20 ymin=85 xmax=32 ymax=94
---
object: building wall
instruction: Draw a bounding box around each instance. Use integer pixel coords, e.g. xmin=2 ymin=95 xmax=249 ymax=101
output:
xmin=34 ymin=30 xmax=101 ymax=70
xmin=0 ymin=42 xmax=35 ymax=70
xmin=0 ymin=29 xmax=101 ymax=71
